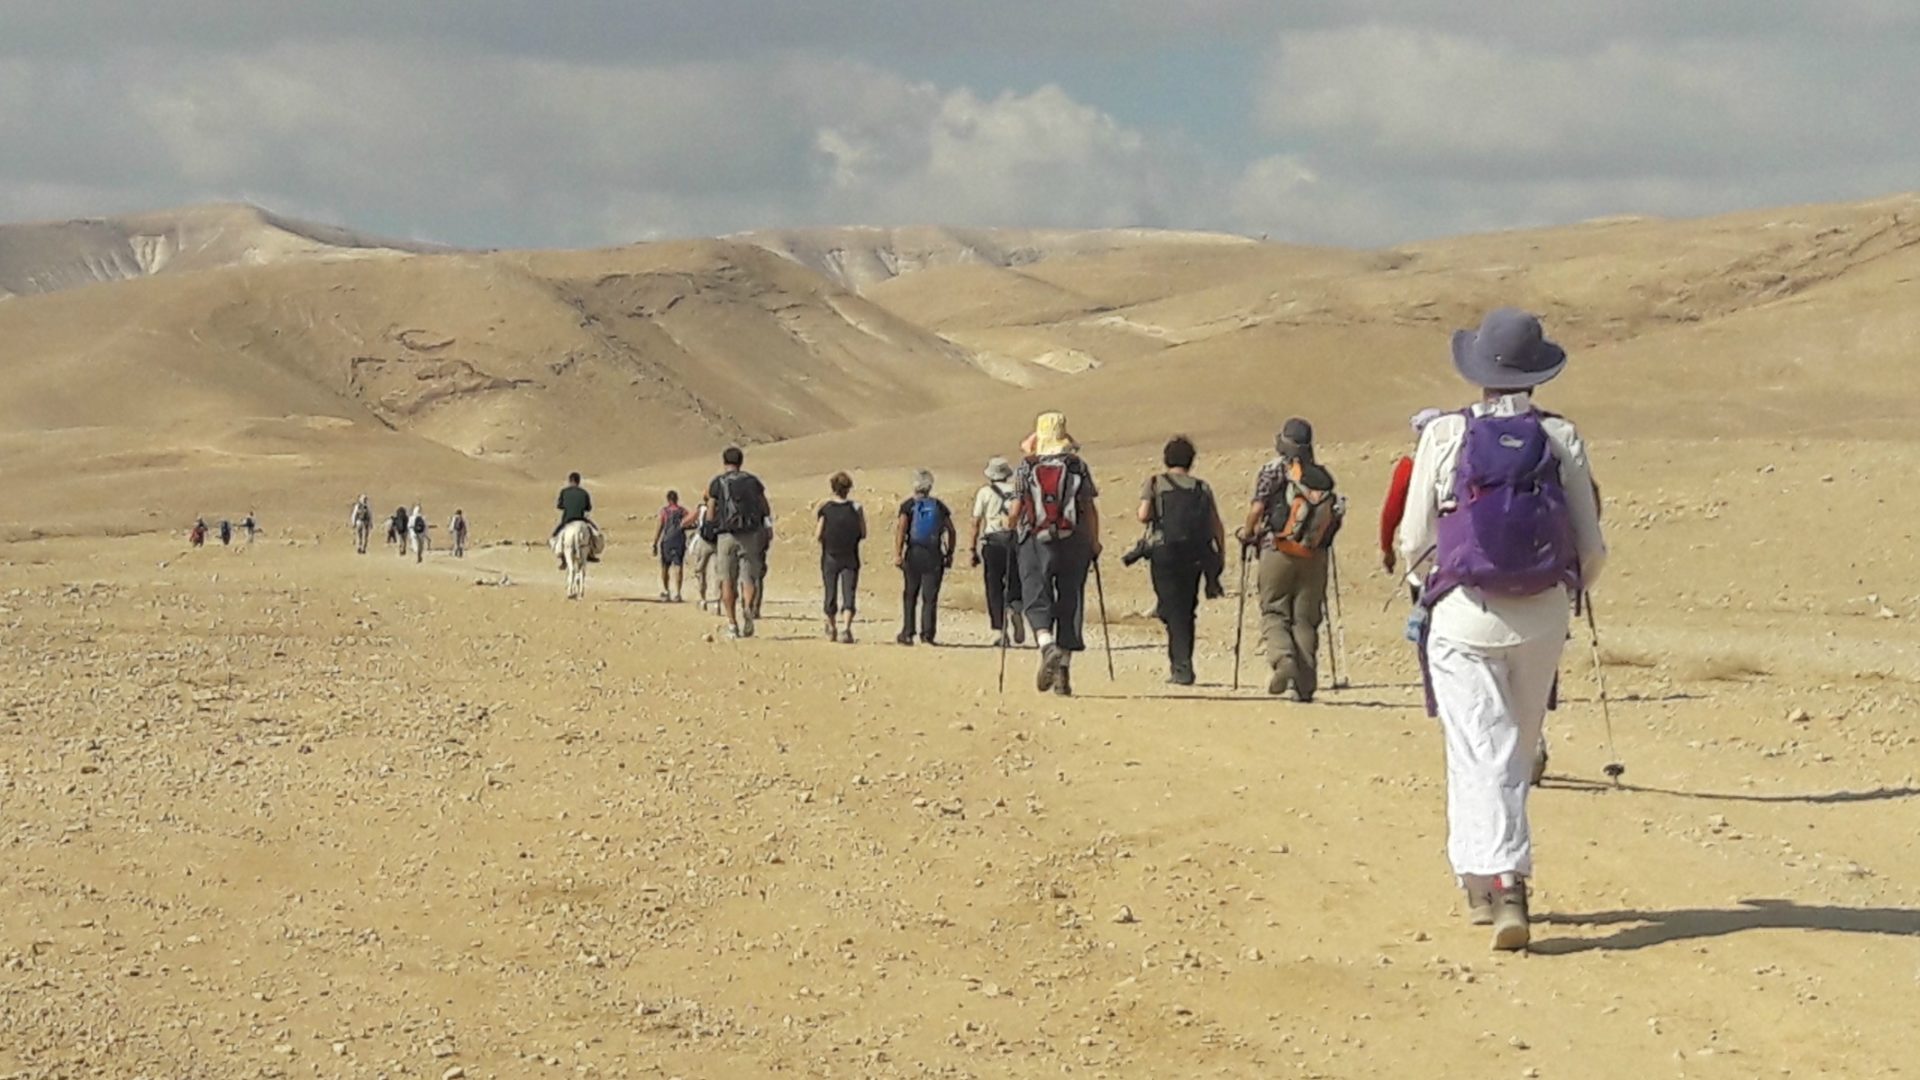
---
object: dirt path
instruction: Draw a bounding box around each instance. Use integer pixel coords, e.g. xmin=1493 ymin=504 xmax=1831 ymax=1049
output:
xmin=1 ymin=519 xmax=1916 ymax=1078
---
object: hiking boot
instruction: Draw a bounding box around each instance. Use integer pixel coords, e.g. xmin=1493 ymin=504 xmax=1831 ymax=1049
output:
xmin=1489 ymin=876 xmax=1530 ymax=952
xmin=920 ymin=634 xmax=937 ymax=647
xmin=1053 ymin=664 xmax=1074 ymax=697
xmin=1465 ymin=888 xmax=1495 ymax=926
xmin=1294 ymin=688 xmax=1315 ymax=704
xmin=896 ymin=631 xmax=915 ymax=646
xmin=725 ymin=624 xmax=742 ymax=640
xmin=740 ymin=620 xmax=756 ymax=639
xmin=1010 ymin=613 xmax=1027 ymax=646
xmin=1168 ymin=665 xmax=1196 ymax=687
xmin=659 ymin=591 xmax=672 ymax=602
xmin=1036 ymin=645 xmax=1063 ymax=693
xmin=1267 ymin=668 xmax=1291 ymax=697
xmin=840 ymin=629 xmax=856 ymax=645
xmin=825 ymin=619 xmax=838 ymax=641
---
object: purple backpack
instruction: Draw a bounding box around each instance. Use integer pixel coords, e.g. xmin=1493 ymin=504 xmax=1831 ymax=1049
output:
xmin=1427 ymin=410 xmax=1581 ymax=600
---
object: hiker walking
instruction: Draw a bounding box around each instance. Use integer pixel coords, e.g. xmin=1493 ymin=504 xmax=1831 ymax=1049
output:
xmin=705 ymin=446 xmax=771 ymax=639
xmin=389 ymin=506 xmax=408 ymax=550
xmin=218 ymin=519 xmax=232 ymax=546
xmin=1009 ymin=412 xmax=1101 ymax=697
xmin=190 ymin=518 xmax=207 ymax=547
xmin=1136 ymin=436 xmax=1227 ymax=686
xmin=653 ymin=491 xmax=689 ymax=602
xmin=450 ymin=509 xmax=468 ymax=557
xmin=968 ymin=457 xmax=1026 ymax=647
xmin=1396 ymin=308 xmax=1607 ymax=951
xmin=409 ymin=504 xmax=429 ymax=562
xmin=241 ymin=512 xmax=258 ymax=543
xmin=894 ymin=470 xmax=957 ymax=646
xmin=816 ymin=471 xmax=866 ymax=643
xmin=687 ymin=502 xmax=718 ymax=611
xmin=1238 ymin=418 xmax=1342 ymax=702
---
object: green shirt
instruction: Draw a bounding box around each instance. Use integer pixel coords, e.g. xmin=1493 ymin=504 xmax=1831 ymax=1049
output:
xmin=557 ymin=485 xmax=592 ymax=523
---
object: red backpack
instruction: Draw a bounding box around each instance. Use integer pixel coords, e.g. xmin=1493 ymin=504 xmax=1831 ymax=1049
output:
xmin=1020 ymin=455 xmax=1083 ymax=543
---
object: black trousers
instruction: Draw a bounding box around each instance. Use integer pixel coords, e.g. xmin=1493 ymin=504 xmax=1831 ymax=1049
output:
xmin=1150 ymin=547 xmax=1205 ymax=678
xmin=1017 ymin=535 xmax=1092 ymax=652
xmin=981 ymin=534 xmax=1023 ymax=630
xmin=822 ymin=555 xmax=860 ymax=617
xmin=901 ymin=545 xmax=945 ymax=640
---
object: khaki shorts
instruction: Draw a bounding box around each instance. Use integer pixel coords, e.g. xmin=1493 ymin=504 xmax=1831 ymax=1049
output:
xmin=716 ymin=530 xmax=768 ymax=586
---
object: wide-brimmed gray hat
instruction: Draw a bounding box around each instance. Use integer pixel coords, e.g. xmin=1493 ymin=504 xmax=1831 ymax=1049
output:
xmin=984 ymin=457 xmax=1014 ymax=482
xmin=1451 ymin=308 xmax=1566 ymax=389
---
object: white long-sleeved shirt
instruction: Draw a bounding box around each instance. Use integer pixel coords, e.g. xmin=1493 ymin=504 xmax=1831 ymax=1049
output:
xmin=1396 ymin=393 xmax=1608 ymax=648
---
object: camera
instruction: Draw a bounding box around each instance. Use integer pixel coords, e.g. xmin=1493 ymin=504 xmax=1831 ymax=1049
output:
xmin=1119 ymin=536 xmax=1156 ymax=567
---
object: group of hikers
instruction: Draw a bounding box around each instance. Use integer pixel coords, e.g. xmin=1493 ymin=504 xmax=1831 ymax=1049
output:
xmin=348 ymin=306 xmax=1604 ymax=953
xmin=347 ymin=497 xmax=468 ymax=561
xmin=187 ymin=513 xmax=258 ymax=548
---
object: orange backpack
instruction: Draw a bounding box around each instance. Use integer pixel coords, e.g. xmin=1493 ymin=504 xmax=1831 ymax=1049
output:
xmin=1268 ymin=460 xmax=1341 ymax=558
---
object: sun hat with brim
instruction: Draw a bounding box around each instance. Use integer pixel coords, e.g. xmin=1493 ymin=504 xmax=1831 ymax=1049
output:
xmin=984 ymin=457 xmax=1014 ymax=482
xmin=1451 ymin=308 xmax=1567 ymax=390
xmin=1028 ymin=412 xmax=1077 ymax=457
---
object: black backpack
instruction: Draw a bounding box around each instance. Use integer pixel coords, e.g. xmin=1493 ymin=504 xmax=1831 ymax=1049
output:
xmin=716 ymin=472 xmax=764 ymax=533
xmin=1154 ymin=475 xmax=1213 ymax=554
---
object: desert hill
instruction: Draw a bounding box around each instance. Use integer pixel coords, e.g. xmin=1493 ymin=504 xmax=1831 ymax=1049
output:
xmin=0 ymin=224 xmax=1024 ymax=493
xmin=0 ymin=203 xmax=441 ymax=300
xmin=731 ymin=224 xmax=1255 ymax=291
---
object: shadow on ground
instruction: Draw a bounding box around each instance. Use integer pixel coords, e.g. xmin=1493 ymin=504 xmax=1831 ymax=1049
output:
xmin=1535 ymin=899 xmax=1920 ymax=954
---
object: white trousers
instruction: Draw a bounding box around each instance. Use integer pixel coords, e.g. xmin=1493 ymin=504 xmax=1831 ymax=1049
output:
xmin=1429 ymin=631 xmax=1566 ymax=883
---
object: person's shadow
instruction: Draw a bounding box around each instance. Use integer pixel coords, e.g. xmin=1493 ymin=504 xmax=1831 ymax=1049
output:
xmin=1534 ymin=899 xmax=1920 ymax=955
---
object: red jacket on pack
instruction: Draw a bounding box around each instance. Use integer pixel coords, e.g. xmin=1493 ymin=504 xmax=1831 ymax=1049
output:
xmin=1379 ymin=455 xmax=1414 ymax=556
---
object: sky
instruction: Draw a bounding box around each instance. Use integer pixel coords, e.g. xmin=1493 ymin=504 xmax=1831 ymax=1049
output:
xmin=3 ymin=1 xmax=1917 ymax=249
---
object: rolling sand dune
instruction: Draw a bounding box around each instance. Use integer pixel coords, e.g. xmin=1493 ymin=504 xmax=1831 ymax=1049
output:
xmin=2 ymin=194 xmax=1919 ymax=1077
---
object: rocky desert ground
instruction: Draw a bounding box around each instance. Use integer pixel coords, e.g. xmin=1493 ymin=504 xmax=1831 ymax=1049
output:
xmin=2 ymin=197 xmax=1918 ymax=1077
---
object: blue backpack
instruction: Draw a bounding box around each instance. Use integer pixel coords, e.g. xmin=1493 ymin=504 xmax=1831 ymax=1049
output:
xmin=907 ymin=497 xmax=944 ymax=548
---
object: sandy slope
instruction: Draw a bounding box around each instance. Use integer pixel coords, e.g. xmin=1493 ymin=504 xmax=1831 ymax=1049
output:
xmin=2 ymin=194 xmax=1920 ymax=1077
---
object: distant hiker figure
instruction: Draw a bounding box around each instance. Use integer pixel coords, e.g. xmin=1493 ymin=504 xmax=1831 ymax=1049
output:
xmin=969 ymin=457 xmax=1026 ymax=647
xmin=1009 ymin=412 xmax=1101 ymax=697
xmin=1135 ymin=436 xmax=1227 ymax=686
xmin=351 ymin=495 xmax=373 ymax=554
xmin=190 ymin=518 xmax=207 ymax=548
xmin=218 ymin=519 xmax=232 ymax=547
xmin=241 ymin=512 xmax=258 ymax=544
xmin=552 ymin=472 xmax=601 ymax=569
xmin=1240 ymin=418 xmax=1342 ymax=702
xmin=705 ymin=446 xmax=771 ymax=639
xmin=409 ymin=505 xmax=429 ymax=562
xmin=652 ymin=491 xmax=689 ymax=602
xmin=390 ymin=507 xmax=409 ymax=554
xmin=687 ymin=502 xmax=718 ymax=611
xmin=894 ymin=470 xmax=957 ymax=646
xmin=816 ymin=471 xmax=866 ymax=643
xmin=750 ymin=510 xmax=774 ymax=621
xmin=1395 ymin=308 xmax=1607 ymax=952
xmin=450 ymin=510 xmax=468 ymax=558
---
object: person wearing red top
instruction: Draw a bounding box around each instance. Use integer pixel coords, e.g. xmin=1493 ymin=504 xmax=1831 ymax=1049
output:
xmin=1382 ymin=409 xmax=1444 ymax=575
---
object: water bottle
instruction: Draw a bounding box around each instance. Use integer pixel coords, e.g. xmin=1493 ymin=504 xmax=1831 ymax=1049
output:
xmin=1404 ymin=605 xmax=1429 ymax=643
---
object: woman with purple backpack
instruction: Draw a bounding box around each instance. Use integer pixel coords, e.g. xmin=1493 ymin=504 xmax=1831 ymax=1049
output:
xmin=1394 ymin=308 xmax=1608 ymax=952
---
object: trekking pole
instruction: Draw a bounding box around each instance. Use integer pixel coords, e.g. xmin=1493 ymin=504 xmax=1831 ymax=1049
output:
xmin=997 ymin=610 xmax=1010 ymax=696
xmin=1231 ymin=546 xmax=1251 ymax=691
xmin=1328 ymin=549 xmax=1350 ymax=690
xmin=1582 ymin=591 xmax=1626 ymax=786
xmin=1092 ymin=558 xmax=1116 ymax=681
